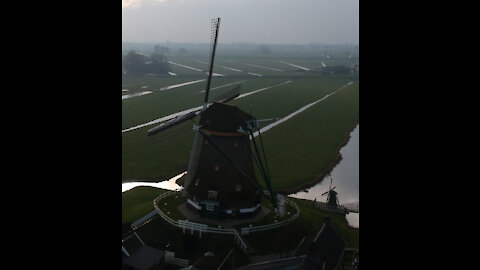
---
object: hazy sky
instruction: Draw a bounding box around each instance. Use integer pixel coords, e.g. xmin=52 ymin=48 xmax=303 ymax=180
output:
xmin=122 ymin=0 xmax=359 ymax=44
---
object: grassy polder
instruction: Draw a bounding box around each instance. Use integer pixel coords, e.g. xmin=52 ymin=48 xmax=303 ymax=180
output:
xmin=231 ymin=77 xmax=353 ymax=120
xmin=122 ymin=76 xmax=357 ymax=182
xmin=122 ymin=186 xmax=164 ymax=227
xmin=122 ymin=77 xmax=288 ymax=181
xmin=256 ymin=81 xmax=359 ymax=192
xmin=167 ymin=56 xmax=357 ymax=78
xmin=122 ymin=76 xmax=285 ymax=129
xmin=122 ymin=55 xmax=357 ymax=130
xmin=122 ymin=126 xmax=193 ymax=181
xmin=122 ymin=74 xmax=192 ymax=92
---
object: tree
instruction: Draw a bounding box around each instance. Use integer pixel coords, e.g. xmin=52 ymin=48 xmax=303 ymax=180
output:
xmin=122 ymin=50 xmax=148 ymax=74
xmin=259 ymin=46 xmax=272 ymax=55
xmin=154 ymin=45 xmax=170 ymax=55
xmin=122 ymin=50 xmax=170 ymax=75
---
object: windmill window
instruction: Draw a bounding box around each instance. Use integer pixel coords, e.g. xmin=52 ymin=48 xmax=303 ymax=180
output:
xmin=195 ymin=179 xmax=200 ymax=186
xmin=208 ymin=190 xmax=218 ymax=201
xmin=235 ymin=184 xmax=242 ymax=192
xmin=214 ymin=165 xmax=220 ymax=171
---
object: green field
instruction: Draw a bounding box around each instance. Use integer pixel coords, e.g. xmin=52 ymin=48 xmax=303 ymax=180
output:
xmin=122 ymin=52 xmax=358 ymax=195
xmin=254 ymin=80 xmax=359 ymax=192
xmin=122 ymin=186 xmax=163 ymax=227
xmin=122 ymin=77 xmax=285 ymax=130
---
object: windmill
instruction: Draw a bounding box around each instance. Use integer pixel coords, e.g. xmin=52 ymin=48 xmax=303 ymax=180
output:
xmin=148 ymin=18 xmax=280 ymax=219
xmin=321 ymin=178 xmax=339 ymax=208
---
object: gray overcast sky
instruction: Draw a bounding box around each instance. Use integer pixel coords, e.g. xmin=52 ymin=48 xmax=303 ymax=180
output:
xmin=122 ymin=0 xmax=359 ymax=44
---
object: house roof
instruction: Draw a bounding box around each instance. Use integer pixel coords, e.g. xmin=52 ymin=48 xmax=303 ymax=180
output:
xmin=122 ymin=246 xmax=164 ymax=270
xmin=294 ymin=217 xmax=347 ymax=270
xmin=122 ymin=234 xmax=143 ymax=255
xmin=236 ymin=218 xmax=346 ymax=270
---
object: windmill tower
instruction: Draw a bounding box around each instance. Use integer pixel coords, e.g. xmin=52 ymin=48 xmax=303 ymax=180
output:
xmin=321 ymin=178 xmax=339 ymax=208
xmin=184 ymin=102 xmax=263 ymax=218
xmin=148 ymin=18 xmax=279 ymax=219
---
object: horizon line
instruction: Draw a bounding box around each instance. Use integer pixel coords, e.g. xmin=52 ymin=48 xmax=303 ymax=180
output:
xmin=122 ymin=41 xmax=359 ymax=46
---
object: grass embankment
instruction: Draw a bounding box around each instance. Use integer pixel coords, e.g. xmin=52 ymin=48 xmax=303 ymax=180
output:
xmin=122 ymin=187 xmax=295 ymax=231
xmin=122 ymin=187 xmax=358 ymax=260
xmin=132 ymin=216 xmax=251 ymax=266
xmin=244 ymin=197 xmax=359 ymax=254
xmin=122 ymin=186 xmax=165 ymax=228
xmin=122 ymin=187 xmax=251 ymax=264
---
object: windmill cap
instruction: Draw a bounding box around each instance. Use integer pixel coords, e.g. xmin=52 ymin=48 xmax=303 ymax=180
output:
xmin=199 ymin=102 xmax=255 ymax=133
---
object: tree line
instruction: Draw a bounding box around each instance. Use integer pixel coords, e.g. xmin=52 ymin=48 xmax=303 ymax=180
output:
xmin=122 ymin=48 xmax=171 ymax=75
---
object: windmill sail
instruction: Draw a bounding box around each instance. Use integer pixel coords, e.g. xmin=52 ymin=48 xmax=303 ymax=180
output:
xmin=203 ymin=18 xmax=221 ymax=106
xmin=147 ymin=84 xmax=240 ymax=137
xmin=212 ymin=84 xmax=241 ymax=103
xmin=183 ymin=18 xmax=221 ymax=190
xmin=148 ymin=111 xmax=199 ymax=136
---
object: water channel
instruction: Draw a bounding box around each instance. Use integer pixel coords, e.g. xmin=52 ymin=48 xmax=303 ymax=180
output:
xmin=290 ymin=125 xmax=359 ymax=228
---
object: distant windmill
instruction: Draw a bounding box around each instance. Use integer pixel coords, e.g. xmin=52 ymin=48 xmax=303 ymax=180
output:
xmin=321 ymin=178 xmax=339 ymax=208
